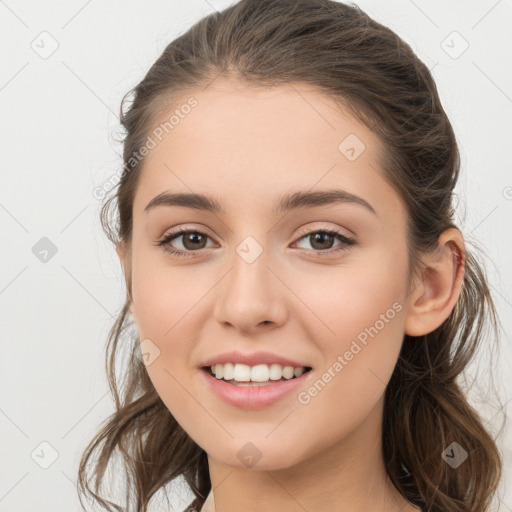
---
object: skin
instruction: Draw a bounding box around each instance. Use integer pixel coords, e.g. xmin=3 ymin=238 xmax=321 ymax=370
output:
xmin=117 ymin=77 xmax=465 ymax=512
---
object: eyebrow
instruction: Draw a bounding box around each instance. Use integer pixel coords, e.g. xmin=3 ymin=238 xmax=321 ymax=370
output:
xmin=144 ymin=189 xmax=377 ymax=216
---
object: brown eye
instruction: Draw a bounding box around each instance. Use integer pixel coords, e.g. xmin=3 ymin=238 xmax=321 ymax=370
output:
xmin=180 ymin=232 xmax=208 ymax=250
xmin=308 ymin=232 xmax=336 ymax=250
xmin=156 ymin=228 xmax=216 ymax=258
xmin=294 ymin=228 xmax=356 ymax=256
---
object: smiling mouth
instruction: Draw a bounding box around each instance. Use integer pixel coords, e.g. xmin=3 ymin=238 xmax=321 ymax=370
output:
xmin=202 ymin=366 xmax=312 ymax=385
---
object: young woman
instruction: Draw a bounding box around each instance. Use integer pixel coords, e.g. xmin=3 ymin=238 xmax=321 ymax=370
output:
xmin=78 ymin=1 xmax=503 ymax=511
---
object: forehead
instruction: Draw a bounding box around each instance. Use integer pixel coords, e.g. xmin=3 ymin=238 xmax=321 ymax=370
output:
xmin=144 ymin=78 xmax=381 ymax=159
xmin=133 ymin=78 xmax=401 ymax=221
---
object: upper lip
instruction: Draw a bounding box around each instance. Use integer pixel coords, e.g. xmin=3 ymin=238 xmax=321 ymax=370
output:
xmin=200 ymin=350 xmax=312 ymax=369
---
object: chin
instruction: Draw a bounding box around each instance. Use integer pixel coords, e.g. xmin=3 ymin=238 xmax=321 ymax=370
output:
xmin=207 ymin=440 xmax=307 ymax=472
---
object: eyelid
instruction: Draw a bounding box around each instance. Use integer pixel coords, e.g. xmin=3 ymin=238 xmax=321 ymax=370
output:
xmin=292 ymin=226 xmax=356 ymax=256
xmin=158 ymin=223 xmax=218 ymax=241
xmin=156 ymin=222 xmax=356 ymax=259
xmin=154 ymin=224 xmax=219 ymax=255
xmin=158 ymin=222 xmax=354 ymax=243
xmin=294 ymin=222 xmax=354 ymax=240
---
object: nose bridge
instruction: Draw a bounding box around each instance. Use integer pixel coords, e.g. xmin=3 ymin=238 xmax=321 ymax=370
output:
xmin=213 ymin=233 xmax=288 ymax=332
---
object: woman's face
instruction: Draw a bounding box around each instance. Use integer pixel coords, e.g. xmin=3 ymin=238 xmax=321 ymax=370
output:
xmin=125 ymin=78 xmax=416 ymax=470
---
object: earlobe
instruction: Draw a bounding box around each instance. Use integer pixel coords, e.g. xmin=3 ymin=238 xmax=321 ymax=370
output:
xmin=116 ymin=241 xmax=129 ymax=280
xmin=116 ymin=241 xmax=136 ymax=320
xmin=116 ymin=241 xmax=124 ymax=265
xmin=404 ymin=228 xmax=466 ymax=337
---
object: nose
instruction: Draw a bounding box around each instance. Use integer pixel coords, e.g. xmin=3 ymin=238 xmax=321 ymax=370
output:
xmin=213 ymin=245 xmax=289 ymax=335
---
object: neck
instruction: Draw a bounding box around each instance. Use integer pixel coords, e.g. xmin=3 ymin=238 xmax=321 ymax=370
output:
xmin=206 ymin=397 xmax=419 ymax=512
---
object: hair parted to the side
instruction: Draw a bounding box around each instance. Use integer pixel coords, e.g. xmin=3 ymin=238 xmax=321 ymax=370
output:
xmin=77 ymin=1 xmax=504 ymax=511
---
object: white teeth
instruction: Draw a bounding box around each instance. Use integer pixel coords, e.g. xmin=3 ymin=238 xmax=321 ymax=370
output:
xmin=251 ymin=364 xmax=270 ymax=382
xmin=294 ymin=367 xmax=305 ymax=377
xmin=210 ymin=362 xmax=308 ymax=382
xmin=233 ymin=363 xmax=251 ymax=381
xmin=214 ymin=364 xmax=223 ymax=379
xmin=269 ymin=363 xmax=282 ymax=380
xmin=282 ymin=366 xmax=294 ymax=379
xmin=223 ymin=362 xmax=235 ymax=380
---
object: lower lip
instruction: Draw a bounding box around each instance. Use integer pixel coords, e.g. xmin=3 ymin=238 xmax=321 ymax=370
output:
xmin=199 ymin=368 xmax=313 ymax=410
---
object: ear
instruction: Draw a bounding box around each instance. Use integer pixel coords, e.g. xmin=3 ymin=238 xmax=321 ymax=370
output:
xmin=116 ymin=241 xmax=136 ymax=319
xmin=404 ymin=228 xmax=466 ymax=337
xmin=116 ymin=241 xmax=124 ymax=266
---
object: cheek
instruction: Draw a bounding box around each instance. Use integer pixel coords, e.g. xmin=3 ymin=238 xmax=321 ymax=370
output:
xmin=130 ymin=247 xmax=208 ymax=340
xmin=284 ymin=267 xmax=407 ymax=463
xmin=130 ymin=260 xmax=203 ymax=424
xmin=294 ymin=248 xmax=408 ymax=407
xmin=296 ymin=247 xmax=408 ymax=350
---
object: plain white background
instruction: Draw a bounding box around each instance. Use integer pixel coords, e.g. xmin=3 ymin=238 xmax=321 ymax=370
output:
xmin=1 ymin=1 xmax=511 ymax=510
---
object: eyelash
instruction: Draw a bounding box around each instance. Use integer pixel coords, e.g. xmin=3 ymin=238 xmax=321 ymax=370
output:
xmin=155 ymin=226 xmax=356 ymax=259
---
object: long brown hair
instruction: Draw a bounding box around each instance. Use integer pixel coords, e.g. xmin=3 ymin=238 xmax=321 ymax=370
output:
xmin=78 ymin=1 xmax=504 ymax=511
